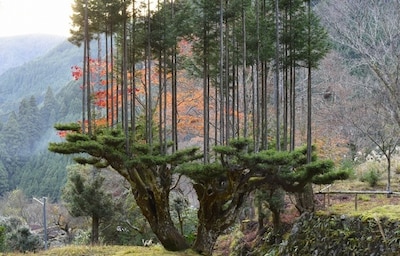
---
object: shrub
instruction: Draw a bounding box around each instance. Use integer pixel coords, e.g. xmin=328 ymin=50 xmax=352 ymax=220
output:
xmin=360 ymin=169 xmax=381 ymax=187
xmin=0 ymin=226 xmax=5 ymax=252
xmin=0 ymin=216 xmax=42 ymax=253
xmin=395 ymin=165 xmax=400 ymax=175
xmin=7 ymin=226 xmax=41 ymax=253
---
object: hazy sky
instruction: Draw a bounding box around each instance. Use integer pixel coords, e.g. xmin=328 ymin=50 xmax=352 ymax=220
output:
xmin=0 ymin=0 xmax=74 ymax=37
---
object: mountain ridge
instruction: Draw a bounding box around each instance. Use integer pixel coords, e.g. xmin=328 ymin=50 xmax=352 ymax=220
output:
xmin=0 ymin=34 xmax=67 ymax=75
xmin=0 ymin=36 xmax=83 ymax=121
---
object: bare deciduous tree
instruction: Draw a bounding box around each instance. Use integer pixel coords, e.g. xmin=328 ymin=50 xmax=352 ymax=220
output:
xmin=317 ymin=0 xmax=400 ymax=127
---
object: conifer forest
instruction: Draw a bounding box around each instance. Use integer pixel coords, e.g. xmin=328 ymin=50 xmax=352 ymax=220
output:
xmin=2 ymin=0 xmax=400 ymax=255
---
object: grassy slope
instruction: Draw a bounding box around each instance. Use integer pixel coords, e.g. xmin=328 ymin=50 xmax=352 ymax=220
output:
xmin=316 ymin=177 xmax=400 ymax=219
xmin=11 ymin=245 xmax=199 ymax=256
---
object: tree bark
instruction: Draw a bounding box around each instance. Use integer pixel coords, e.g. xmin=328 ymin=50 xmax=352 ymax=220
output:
xmin=191 ymin=183 xmax=247 ymax=255
xmin=294 ymin=183 xmax=314 ymax=213
xmin=91 ymin=215 xmax=99 ymax=245
xmin=192 ymin=221 xmax=220 ymax=256
xmin=133 ymin=185 xmax=189 ymax=251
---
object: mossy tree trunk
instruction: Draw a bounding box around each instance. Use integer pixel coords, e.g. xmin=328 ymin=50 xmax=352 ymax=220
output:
xmin=191 ymin=181 xmax=250 ymax=255
xmin=294 ymin=184 xmax=315 ymax=213
xmin=49 ymin=128 xmax=200 ymax=252
xmin=129 ymin=171 xmax=189 ymax=251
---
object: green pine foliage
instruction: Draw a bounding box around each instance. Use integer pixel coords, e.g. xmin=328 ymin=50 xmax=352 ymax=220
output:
xmin=62 ymin=165 xmax=114 ymax=219
xmin=178 ymin=139 xmax=348 ymax=195
xmin=177 ymin=162 xmax=226 ymax=183
xmin=0 ymin=162 xmax=9 ymax=197
xmin=17 ymin=152 xmax=72 ymax=200
xmin=62 ymin=164 xmax=115 ymax=244
xmin=0 ymin=225 xmax=5 ymax=252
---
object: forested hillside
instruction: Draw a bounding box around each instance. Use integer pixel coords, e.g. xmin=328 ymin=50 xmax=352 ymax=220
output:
xmin=0 ymin=81 xmax=83 ymax=199
xmin=0 ymin=35 xmax=65 ymax=75
xmin=0 ymin=37 xmax=85 ymax=200
xmin=0 ymin=40 xmax=84 ymax=121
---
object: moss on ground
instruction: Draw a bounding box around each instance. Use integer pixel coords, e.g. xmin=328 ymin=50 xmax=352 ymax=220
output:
xmin=7 ymin=244 xmax=199 ymax=256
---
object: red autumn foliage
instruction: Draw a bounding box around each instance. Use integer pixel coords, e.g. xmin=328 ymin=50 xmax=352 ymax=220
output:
xmin=71 ymin=65 xmax=83 ymax=80
xmin=56 ymin=130 xmax=70 ymax=138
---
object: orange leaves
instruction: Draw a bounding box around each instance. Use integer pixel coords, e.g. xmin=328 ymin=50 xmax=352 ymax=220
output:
xmin=94 ymin=90 xmax=107 ymax=107
xmin=94 ymin=117 xmax=108 ymax=128
xmin=65 ymin=40 xmax=203 ymax=139
xmin=95 ymin=99 xmax=107 ymax=108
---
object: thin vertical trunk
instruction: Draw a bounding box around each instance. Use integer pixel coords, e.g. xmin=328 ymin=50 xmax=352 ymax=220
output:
xmin=110 ymin=29 xmax=115 ymax=127
xmin=171 ymin=0 xmax=178 ymax=152
xmin=122 ymin=1 xmax=129 ymax=153
xmin=289 ymin=0 xmax=296 ymax=151
xmin=172 ymin=49 xmax=178 ymax=151
xmin=116 ymin=46 xmax=120 ymax=125
xmin=131 ymin=1 xmax=136 ymax=137
xmin=146 ymin=0 xmax=153 ymax=145
xmin=105 ymin=28 xmax=110 ymax=127
xmin=203 ymin=7 xmax=210 ymax=163
xmin=283 ymin=60 xmax=288 ymax=151
xmin=290 ymin=64 xmax=296 ymax=151
xmin=84 ymin=0 xmax=92 ymax=135
xmin=306 ymin=66 xmax=312 ymax=162
xmin=283 ymin=6 xmax=289 ymax=151
xmin=223 ymin=0 xmax=230 ymax=145
xmin=306 ymin=0 xmax=312 ymax=164
xmin=251 ymin=65 xmax=262 ymax=148
xmin=82 ymin=0 xmax=88 ymax=134
xmin=219 ymin=0 xmax=225 ymax=145
xmin=86 ymin=36 xmax=92 ymax=135
xmin=259 ymin=0 xmax=269 ymax=151
xmin=158 ymin=0 xmax=163 ymax=148
xmin=274 ymin=0 xmax=280 ymax=151
xmin=242 ymin=0 xmax=248 ymax=139
xmin=255 ymin=0 xmax=260 ymax=150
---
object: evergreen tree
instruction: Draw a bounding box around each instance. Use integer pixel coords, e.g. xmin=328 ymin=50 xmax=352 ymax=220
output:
xmin=17 ymin=151 xmax=71 ymax=201
xmin=62 ymin=164 xmax=114 ymax=244
xmin=40 ymin=87 xmax=59 ymax=128
xmin=0 ymin=162 xmax=8 ymax=196
xmin=50 ymin=125 xmax=201 ymax=251
xmin=17 ymin=96 xmax=41 ymax=155
xmin=0 ymin=112 xmax=25 ymax=188
xmin=50 ymin=0 xmax=338 ymax=253
xmin=176 ymin=138 xmax=348 ymax=254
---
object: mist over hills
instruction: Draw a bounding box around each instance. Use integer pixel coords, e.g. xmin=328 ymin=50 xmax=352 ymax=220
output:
xmin=0 ymin=34 xmax=84 ymax=200
xmin=0 ymin=34 xmax=66 ymax=75
xmin=0 ymin=36 xmax=83 ymax=121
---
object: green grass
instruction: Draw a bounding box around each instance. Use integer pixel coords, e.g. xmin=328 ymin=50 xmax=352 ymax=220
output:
xmin=361 ymin=205 xmax=400 ymax=220
xmin=320 ymin=178 xmax=400 ymax=220
xmin=6 ymin=245 xmax=199 ymax=256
